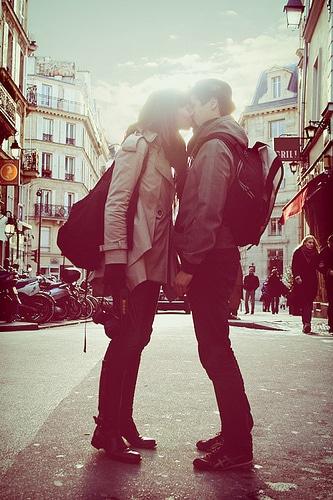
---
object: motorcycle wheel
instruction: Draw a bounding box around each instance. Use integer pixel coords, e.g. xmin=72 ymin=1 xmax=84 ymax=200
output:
xmin=66 ymin=296 xmax=82 ymax=320
xmin=79 ymin=297 xmax=94 ymax=319
xmin=21 ymin=293 xmax=55 ymax=324
xmin=53 ymin=300 xmax=69 ymax=321
xmin=86 ymin=294 xmax=99 ymax=313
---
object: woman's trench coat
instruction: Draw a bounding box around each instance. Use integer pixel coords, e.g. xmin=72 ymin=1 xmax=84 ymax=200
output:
xmin=90 ymin=131 xmax=178 ymax=297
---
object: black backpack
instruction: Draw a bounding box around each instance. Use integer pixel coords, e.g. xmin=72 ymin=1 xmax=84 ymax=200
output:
xmin=57 ymin=150 xmax=149 ymax=271
xmin=191 ymin=133 xmax=284 ymax=247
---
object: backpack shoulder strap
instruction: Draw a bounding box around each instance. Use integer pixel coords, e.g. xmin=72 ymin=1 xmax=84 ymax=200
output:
xmin=191 ymin=132 xmax=244 ymax=163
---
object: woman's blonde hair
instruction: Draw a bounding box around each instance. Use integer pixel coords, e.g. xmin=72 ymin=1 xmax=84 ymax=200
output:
xmin=301 ymin=234 xmax=319 ymax=251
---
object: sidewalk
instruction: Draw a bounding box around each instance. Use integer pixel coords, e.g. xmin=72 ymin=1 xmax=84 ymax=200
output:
xmin=1 ymin=304 xmax=330 ymax=335
xmin=230 ymin=303 xmax=331 ymax=336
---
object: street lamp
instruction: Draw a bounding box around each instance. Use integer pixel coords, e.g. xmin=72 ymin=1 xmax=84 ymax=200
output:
xmin=304 ymin=119 xmax=330 ymax=139
xmin=36 ymin=189 xmax=42 ymax=275
xmin=289 ymin=161 xmax=299 ymax=175
xmin=283 ymin=0 xmax=304 ymax=29
xmin=10 ymin=138 xmax=21 ymax=159
xmin=4 ymin=211 xmax=16 ymax=267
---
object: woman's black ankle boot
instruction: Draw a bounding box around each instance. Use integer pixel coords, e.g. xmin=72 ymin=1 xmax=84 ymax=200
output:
xmin=91 ymin=418 xmax=141 ymax=464
xmin=121 ymin=417 xmax=157 ymax=450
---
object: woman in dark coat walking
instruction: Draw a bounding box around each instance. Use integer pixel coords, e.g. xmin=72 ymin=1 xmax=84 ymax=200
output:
xmin=291 ymin=235 xmax=319 ymax=333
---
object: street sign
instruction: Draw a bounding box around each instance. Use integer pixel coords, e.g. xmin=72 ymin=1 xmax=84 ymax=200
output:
xmin=273 ymin=137 xmax=300 ymax=161
xmin=0 ymin=159 xmax=19 ymax=185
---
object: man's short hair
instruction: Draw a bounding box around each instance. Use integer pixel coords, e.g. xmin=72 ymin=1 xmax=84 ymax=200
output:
xmin=191 ymin=79 xmax=236 ymax=116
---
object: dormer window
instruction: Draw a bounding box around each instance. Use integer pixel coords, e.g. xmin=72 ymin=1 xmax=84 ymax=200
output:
xmin=272 ymin=76 xmax=281 ymax=99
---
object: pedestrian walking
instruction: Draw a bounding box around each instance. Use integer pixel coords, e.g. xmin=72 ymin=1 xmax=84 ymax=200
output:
xmin=260 ymin=279 xmax=270 ymax=312
xmin=267 ymin=268 xmax=283 ymax=314
xmin=317 ymin=234 xmax=333 ymax=333
xmin=90 ymin=89 xmax=192 ymax=464
xmin=243 ymin=266 xmax=260 ymax=314
xmin=291 ymin=235 xmax=319 ymax=334
xmin=174 ymin=78 xmax=253 ymax=472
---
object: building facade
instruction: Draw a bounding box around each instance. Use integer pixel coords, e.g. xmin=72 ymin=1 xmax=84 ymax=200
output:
xmin=281 ymin=0 xmax=333 ymax=313
xmin=22 ymin=56 xmax=110 ymax=277
xmin=239 ymin=64 xmax=300 ymax=288
xmin=0 ymin=0 xmax=36 ymax=268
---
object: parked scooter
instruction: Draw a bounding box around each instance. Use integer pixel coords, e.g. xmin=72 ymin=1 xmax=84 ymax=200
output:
xmin=16 ymin=276 xmax=55 ymax=324
xmin=41 ymin=268 xmax=83 ymax=321
xmin=0 ymin=267 xmax=20 ymax=323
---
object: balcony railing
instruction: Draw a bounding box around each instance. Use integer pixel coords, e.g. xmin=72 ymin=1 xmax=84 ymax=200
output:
xmin=0 ymin=83 xmax=16 ymax=126
xmin=35 ymin=203 xmax=71 ymax=219
xmin=26 ymin=85 xmax=37 ymax=106
xmin=65 ymin=173 xmax=74 ymax=181
xmin=22 ymin=149 xmax=39 ymax=171
xmin=41 ymin=169 xmax=52 ymax=178
xmin=26 ymin=90 xmax=87 ymax=115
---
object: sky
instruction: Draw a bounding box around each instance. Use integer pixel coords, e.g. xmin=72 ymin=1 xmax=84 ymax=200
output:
xmin=27 ymin=0 xmax=300 ymax=143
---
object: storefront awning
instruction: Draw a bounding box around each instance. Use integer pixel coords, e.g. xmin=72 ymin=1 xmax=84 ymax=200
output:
xmin=279 ymin=185 xmax=308 ymax=225
xmin=279 ymin=173 xmax=332 ymax=227
xmin=17 ymin=221 xmax=32 ymax=232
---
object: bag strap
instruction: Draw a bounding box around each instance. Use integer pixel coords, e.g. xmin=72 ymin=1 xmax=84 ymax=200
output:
xmin=126 ymin=144 xmax=149 ymax=250
xmin=190 ymin=132 xmax=241 ymax=160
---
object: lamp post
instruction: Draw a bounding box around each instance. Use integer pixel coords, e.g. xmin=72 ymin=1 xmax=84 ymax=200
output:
xmin=36 ymin=189 xmax=42 ymax=275
xmin=4 ymin=211 xmax=16 ymax=268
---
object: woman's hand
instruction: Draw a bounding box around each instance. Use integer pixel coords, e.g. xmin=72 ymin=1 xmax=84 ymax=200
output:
xmin=174 ymin=270 xmax=193 ymax=296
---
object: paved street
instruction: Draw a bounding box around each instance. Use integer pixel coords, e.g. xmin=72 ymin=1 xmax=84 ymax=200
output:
xmin=0 ymin=309 xmax=332 ymax=499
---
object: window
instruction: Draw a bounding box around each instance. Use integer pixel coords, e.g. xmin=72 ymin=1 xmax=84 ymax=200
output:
xmin=41 ymin=84 xmax=52 ymax=107
xmin=41 ymin=153 xmax=52 ymax=177
xmin=312 ymin=56 xmax=321 ymax=121
xmin=65 ymin=156 xmax=75 ymax=181
xmin=66 ymin=123 xmax=75 ymax=145
xmin=267 ymin=249 xmax=283 ymax=275
xmin=7 ymin=31 xmax=13 ymax=75
xmin=43 ymin=118 xmax=53 ymax=141
xmin=43 ymin=189 xmax=51 ymax=207
xmin=269 ymin=218 xmax=282 ymax=237
xmin=269 ymin=120 xmax=286 ymax=139
xmin=272 ymin=76 xmax=281 ymax=99
xmin=66 ymin=192 xmax=74 ymax=209
xmin=42 ymin=190 xmax=52 ymax=216
xmin=41 ymin=227 xmax=51 ymax=252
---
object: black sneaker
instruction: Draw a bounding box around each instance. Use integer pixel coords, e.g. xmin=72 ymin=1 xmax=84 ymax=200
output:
xmin=193 ymin=443 xmax=253 ymax=471
xmin=196 ymin=432 xmax=223 ymax=451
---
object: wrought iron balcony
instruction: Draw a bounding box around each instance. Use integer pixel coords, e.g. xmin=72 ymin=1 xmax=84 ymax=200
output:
xmin=26 ymin=90 xmax=86 ymax=115
xmin=22 ymin=149 xmax=39 ymax=171
xmin=34 ymin=203 xmax=71 ymax=219
xmin=0 ymin=82 xmax=16 ymax=126
xmin=26 ymin=85 xmax=37 ymax=106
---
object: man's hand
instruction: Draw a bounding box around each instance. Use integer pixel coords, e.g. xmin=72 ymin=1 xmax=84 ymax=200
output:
xmin=174 ymin=270 xmax=193 ymax=296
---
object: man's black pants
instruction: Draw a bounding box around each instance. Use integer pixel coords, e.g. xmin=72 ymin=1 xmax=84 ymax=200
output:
xmin=188 ymin=248 xmax=253 ymax=454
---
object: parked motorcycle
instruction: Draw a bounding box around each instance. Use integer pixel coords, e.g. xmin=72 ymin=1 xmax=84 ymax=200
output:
xmin=41 ymin=268 xmax=83 ymax=321
xmin=0 ymin=267 xmax=20 ymax=323
xmin=16 ymin=276 xmax=55 ymax=324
